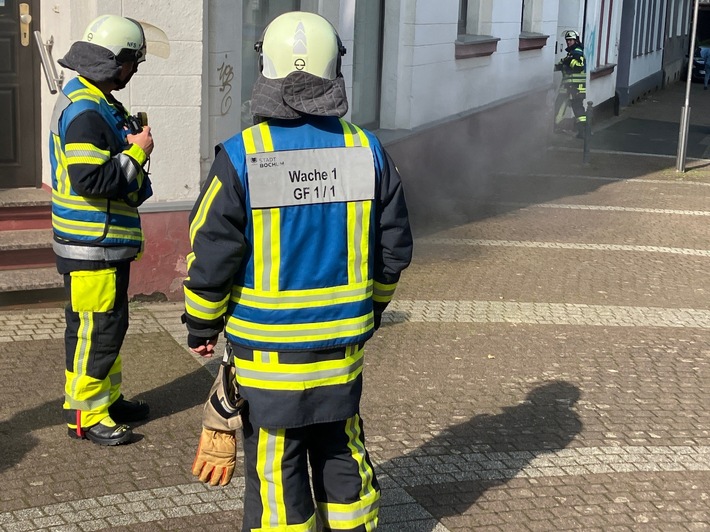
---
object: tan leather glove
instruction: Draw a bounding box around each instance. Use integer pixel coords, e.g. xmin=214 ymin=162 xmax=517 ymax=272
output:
xmin=192 ymin=428 xmax=236 ymax=486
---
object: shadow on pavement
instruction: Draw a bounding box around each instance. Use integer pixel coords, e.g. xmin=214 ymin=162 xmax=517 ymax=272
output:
xmin=379 ymin=381 xmax=581 ymax=530
xmin=0 ymin=367 xmax=212 ymax=473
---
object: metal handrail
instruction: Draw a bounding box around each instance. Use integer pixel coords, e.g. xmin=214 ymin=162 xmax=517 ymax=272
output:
xmin=33 ymin=30 xmax=63 ymax=94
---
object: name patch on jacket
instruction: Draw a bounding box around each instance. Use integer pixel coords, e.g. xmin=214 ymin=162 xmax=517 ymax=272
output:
xmin=247 ymin=147 xmax=375 ymax=208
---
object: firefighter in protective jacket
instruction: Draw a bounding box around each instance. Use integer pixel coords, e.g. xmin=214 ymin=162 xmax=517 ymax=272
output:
xmin=50 ymin=15 xmax=168 ymax=446
xmin=554 ymin=30 xmax=587 ymax=138
xmin=184 ymin=11 xmax=413 ymax=531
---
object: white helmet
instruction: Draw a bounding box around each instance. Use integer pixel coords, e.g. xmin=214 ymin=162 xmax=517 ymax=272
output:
xmin=256 ymin=11 xmax=346 ymax=81
xmin=564 ymin=30 xmax=580 ymax=41
xmin=81 ymin=15 xmax=147 ymax=64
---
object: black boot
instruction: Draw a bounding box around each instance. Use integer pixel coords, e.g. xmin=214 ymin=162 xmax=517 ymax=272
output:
xmin=108 ymin=395 xmax=150 ymax=423
xmin=68 ymin=419 xmax=132 ymax=446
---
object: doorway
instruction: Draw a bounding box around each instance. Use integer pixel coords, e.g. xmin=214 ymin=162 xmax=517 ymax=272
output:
xmin=0 ymin=0 xmax=41 ymax=189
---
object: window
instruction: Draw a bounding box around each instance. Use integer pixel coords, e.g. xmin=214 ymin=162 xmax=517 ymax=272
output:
xmin=458 ymin=0 xmax=468 ymax=36
xmin=521 ymin=0 xmax=542 ymax=33
xmin=351 ymin=0 xmax=385 ymax=129
xmin=455 ymin=1 xmax=500 ymax=58
xmin=241 ymin=0 xmax=303 ymax=129
xmin=459 ymin=0 xmax=482 ymax=36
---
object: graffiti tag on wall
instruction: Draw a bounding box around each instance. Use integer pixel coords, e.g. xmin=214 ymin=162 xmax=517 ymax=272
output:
xmin=218 ymin=55 xmax=234 ymax=115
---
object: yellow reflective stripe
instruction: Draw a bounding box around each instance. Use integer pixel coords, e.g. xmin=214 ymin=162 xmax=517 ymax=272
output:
xmin=227 ymin=314 xmax=372 ymax=344
xmin=65 ymin=142 xmax=110 ymax=165
xmin=66 ymin=90 xmax=101 ymax=104
xmin=52 ymin=135 xmax=70 ymax=195
xmin=52 ymin=214 xmax=142 ymax=240
xmin=186 ymin=252 xmax=195 ymax=271
xmin=373 ymin=281 xmax=397 ymax=304
xmin=65 ymin=392 xmax=111 ymax=412
xmin=184 ymin=286 xmax=229 ymax=321
xmin=75 ymin=311 xmax=93 ymax=375
xmin=350 ymin=123 xmax=370 ymax=148
xmin=258 ymin=121 xmax=274 ymax=152
xmin=189 ymin=176 xmax=222 ymax=245
xmin=347 ymin=203 xmax=357 ymax=283
xmin=52 ymin=190 xmax=107 ymax=210
xmin=347 ymin=413 xmax=377 ymax=499
xmin=243 ymin=121 xmax=275 ymax=155
xmin=243 ymin=127 xmax=257 ymax=154
xmin=252 ymin=514 xmax=316 ymax=532
xmin=257 ymin=428 xmax=286 ymax=529
xmin=235 ymin=345 xmax=364 ymax=391
xmin=346 ymin=201 xmax=371 ymax=284
xmin=232 ymin=280 xmax=372 ymax=310
xmin=253 ymin=210 xmax=265 ymax=290
xmin=340 ymin=119 xmax=371 ymax=148
xmin=340 ymin=119 xmax=356 ymax=147
xmin=268 ymin=210 xmax=280 ymax=291
xmin=318 ymin=489 xmax=380 ymax=531
xmin=252 ymin=209 xmax=280 ymax=292
xmin=359 ymin=202 xmax=371 ymax=281
xmin=53 ymin=192 xmax=139 ymax=219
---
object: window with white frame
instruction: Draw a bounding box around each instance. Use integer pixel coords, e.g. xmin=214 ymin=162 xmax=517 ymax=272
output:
xmin=632 ymin=0 xmax=664 ymax=58
xmin=594 ymin=0 xmax=618 ymax=67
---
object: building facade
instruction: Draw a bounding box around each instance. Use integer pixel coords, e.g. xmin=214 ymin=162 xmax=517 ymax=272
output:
xmin=0 ymin=0 xmax=696 ymax=299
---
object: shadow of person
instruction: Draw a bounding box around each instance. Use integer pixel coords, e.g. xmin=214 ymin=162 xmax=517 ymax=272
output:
xmin=0 ymin=365 xmax=214 ymax=473
xmin=0 ymin=399 xmax=62 ymax=474
xmin=377 ymin=381 xmax=582 ymax=530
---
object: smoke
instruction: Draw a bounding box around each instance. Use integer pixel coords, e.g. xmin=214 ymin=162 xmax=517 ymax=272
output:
xmin=384 ymin=87 xmax=554 ymax=237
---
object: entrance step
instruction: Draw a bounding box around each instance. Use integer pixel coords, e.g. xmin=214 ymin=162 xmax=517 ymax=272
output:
xmin=0 ymin=187 xmax=51 ymax=230
xmin=0 ymin=266 xmax=62 ymax=292
xmin=0 ymin=228 xmax=55 ymax=270
xmin=0 ymin=187 xmax=63 ymax=307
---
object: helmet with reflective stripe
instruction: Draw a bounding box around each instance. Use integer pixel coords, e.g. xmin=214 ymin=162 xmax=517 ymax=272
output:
xmin=564 ymin=30 xmax=580 ymax=41
xmin=256 ymin=11 xmax=346 ymax=81
xmin=82 ymin=15 xmax=147 ymax=64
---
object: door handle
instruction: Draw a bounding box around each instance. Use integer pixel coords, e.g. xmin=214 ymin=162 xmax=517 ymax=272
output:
xmin=20 ymin=3 xmax=32 ymax=47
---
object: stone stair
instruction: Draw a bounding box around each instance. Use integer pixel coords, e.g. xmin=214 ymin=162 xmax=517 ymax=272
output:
xmin=0 ymin=188 xmax=64 ymax=308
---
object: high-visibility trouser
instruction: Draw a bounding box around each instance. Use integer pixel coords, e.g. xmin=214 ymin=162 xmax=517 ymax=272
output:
xmin=555 ymin=85 xmax=587 ymax=126
xmin=242 ymin=414 xmax=380 ymax=532
xmin=62 ymin=262 xmax=130 ymax=431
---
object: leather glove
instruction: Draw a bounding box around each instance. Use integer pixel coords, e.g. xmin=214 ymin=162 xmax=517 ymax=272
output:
xmin=192 ymin=428 xmax=236 ymax=486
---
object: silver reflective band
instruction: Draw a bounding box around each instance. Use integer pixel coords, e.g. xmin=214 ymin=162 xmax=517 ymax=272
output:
xmin=117 ymin=152 xmax=139 ymax=184
xmin=53 ymin=241 xmax=139 ymax=261
xmin=247 ymin=147 xmax=375 ymax=208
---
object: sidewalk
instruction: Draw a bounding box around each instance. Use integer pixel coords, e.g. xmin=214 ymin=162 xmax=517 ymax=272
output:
xmin=555 ymin=79 xmax=710 ymax=159
xmin=0 ymin=81 xmax=709 ymax=531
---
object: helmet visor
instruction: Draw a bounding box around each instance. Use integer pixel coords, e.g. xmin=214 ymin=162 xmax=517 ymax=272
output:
xmin=137 ymin=20 xmax=171 ymax=59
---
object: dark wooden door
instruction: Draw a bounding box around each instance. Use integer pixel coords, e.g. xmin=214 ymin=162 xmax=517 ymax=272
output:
xmin=0 ymin=0 xmax=40 ymax=189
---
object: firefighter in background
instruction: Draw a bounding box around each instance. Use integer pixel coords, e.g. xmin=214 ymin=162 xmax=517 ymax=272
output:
xmin=50 ymin=15 xmax=168 ymax=445
xmin=184 ymin=11 xmax=413 ymax=531
xmin=554 ymin=30 xmax=587 ymax=138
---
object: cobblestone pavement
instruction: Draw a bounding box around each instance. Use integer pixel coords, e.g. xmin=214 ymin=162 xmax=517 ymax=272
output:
xmin=2 ymin=115 xmax=710 ymax=529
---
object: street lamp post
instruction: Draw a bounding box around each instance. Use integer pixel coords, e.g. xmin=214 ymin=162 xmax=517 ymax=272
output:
xmin=677 ymin=0 xmax=701 ymax=172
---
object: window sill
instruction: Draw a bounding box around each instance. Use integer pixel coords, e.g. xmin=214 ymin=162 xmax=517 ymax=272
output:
xmin=591 ymin=63 xmax=616 ymax=80
xmin=519 ymin=32 xmax=549 ymax=51
xmin=455 ymin=35 xmax=500 ymax=59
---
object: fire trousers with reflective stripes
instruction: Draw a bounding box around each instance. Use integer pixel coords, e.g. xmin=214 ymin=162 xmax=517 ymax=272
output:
xmin=62 ymin=261 xmax=130 ymax=430
xmin=242 ymin=414 xmax=380 ymax=532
